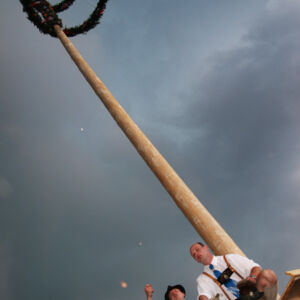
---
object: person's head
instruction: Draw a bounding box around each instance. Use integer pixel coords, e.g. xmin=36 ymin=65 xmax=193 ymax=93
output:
xmin=164 ymin=284 xmax=186 ymax=300
xmin=190 ymin=242 xmax=213 ymax=265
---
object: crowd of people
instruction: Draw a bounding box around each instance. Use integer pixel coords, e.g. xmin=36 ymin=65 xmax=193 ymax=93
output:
xmin=144 ymin=242 xmax=278 ymax=300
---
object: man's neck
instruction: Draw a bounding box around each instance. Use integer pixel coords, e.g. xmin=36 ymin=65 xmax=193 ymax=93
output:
xmin=203 ymin=254 xmax=214 ymax=266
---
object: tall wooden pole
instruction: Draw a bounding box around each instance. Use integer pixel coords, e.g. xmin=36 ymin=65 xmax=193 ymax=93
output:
xmin=54 ymin=25 xmax=244 ymax=256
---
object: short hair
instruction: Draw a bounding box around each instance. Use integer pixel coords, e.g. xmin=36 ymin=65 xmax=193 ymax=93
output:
xmin=197 ymin=242 xmax=204 ymax=247
xmin=164 ymin=284 xmax=186 ymax=300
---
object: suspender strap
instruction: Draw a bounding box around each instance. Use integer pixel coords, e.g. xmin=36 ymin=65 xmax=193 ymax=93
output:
xmin=203 ymin=272 xmax=232 ymax=300
xmin=223 ymin=255 xmax=244 ymax=280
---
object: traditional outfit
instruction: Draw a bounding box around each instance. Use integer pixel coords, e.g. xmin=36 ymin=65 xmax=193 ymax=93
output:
xmin=196 ymin=254 xmax=260 ymax=300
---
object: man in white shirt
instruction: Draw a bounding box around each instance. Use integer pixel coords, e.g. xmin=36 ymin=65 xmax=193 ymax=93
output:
xmin=190 ymin=242 xmax=277 ymax=300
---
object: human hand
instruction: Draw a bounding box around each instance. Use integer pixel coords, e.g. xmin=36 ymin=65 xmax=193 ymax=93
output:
xmin=144 ymin=283 xmax=154 ymax=298
xmin=246 ymin=275 xmax=257 ymax=285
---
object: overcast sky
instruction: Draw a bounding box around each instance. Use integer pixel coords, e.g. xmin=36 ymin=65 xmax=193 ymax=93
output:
xmin=1 ymin=1 xmax=300 ymax=299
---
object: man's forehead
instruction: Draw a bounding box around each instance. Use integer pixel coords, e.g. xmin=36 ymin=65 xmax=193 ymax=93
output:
xmin=191 ymin=243 xmax=204 ymax=250
xmin=169 ymin=288 xmax=185 ymax=296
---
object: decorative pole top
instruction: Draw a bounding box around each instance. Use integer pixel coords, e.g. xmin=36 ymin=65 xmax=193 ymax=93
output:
xmin=20 ymin=0 xmax=109 ymax=37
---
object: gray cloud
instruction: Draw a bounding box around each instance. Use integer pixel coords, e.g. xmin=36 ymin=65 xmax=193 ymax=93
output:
xmin=163 ymin=0 xmax=300 ymax=290
xmin=0 ymin=177 xmax=13 ymax=199
xmin=0 ymin=243 xmax=13 ymax=300
xmin=1 ymin=0 xmax=299 ymax=299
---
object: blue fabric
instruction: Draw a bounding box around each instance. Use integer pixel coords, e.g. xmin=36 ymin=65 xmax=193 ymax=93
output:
xmin=209 ymin=264 xmax=240 ymax=298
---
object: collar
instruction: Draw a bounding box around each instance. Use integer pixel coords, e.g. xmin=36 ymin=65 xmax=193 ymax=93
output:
xmin=210 ymin=255 xmax=217 ymax=266
xmin=203 ymin=255 xmax=216 ymax=269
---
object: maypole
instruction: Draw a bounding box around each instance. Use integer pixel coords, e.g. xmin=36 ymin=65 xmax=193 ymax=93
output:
xmin=20 ymin=0 xmax=243 ymax=256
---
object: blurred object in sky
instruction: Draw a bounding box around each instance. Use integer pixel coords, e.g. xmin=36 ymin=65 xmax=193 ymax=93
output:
xmin=120 ymin=281 xmax=128 ymax=288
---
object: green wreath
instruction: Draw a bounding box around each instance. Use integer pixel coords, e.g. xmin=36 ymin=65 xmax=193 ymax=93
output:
xmin=20 ymin=0 xmax=109 ymax=37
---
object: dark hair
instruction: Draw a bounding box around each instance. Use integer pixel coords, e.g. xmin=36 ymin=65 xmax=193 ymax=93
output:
xmin=197 ymin=242 xmax=204 ymax=247
xmin=164 ymin=284 xmax=186 ymax=300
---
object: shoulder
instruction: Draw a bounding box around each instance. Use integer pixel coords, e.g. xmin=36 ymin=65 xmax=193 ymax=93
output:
xmin=226 ymin=254 xmax=244 ymax=259
xmin=226 ymin=254 xmax=251 ymax=262
xmin=226 ymin=254 xmax=260 ymax=268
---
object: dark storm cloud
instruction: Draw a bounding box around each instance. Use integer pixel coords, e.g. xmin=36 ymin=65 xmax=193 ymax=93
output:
xmin=94 ymin=0 xmax=267 ymax=126
xmin=0 ymin=3 xmax=155 ymax=299
xmin=163 ymin=0 xmax=300 ymax=289
xmin=0 ymin=177 xmax=13 ymax=199
xmin=177 ymin=1 xmax=300 ymax=200
xmin=0 ymin=243 xmax=13 ymax=299
xmin=1 ymin=1 xmax=299 ymax=300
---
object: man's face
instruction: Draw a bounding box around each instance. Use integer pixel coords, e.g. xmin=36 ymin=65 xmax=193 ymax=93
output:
xmin=190 ymin=243 xmax=211 ymax=264
xmin=168 ymin=288 xmax=185 ymax=300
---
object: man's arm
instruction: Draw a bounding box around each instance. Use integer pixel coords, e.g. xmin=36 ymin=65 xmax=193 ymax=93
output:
xmin=199 ymin=295 xmax=209 ymax=300
xmin=144 ymin=284 xmax=154 ymax=300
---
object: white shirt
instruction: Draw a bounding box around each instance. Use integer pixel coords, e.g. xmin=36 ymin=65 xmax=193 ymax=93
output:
xmin=196 ymin=254 xmax=260 ymax=300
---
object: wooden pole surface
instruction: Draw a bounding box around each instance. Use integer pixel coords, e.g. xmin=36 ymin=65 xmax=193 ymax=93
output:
xmin=54 ymin=25 xmax=244 ymax=256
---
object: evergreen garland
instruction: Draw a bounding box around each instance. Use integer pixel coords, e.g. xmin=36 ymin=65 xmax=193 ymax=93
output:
xmin=63 ymin=0 xmax=108 ymax=37
xmin=20 ymin=0 xmax=109 ymax=38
